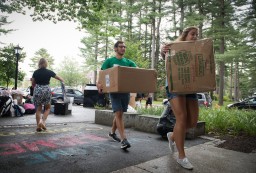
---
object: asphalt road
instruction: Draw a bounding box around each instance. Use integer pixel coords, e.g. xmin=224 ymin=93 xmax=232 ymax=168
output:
xmin=0 ymin=121 xmax=209 ymax=173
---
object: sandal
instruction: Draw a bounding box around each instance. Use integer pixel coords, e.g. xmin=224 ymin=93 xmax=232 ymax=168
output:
xmin=36 ymin=127 xmax=42 ymax=132
xmin=36 ymin=122 xmax=43 ymax=132
xmin=41 ymin=123 xmax=47 ymax=130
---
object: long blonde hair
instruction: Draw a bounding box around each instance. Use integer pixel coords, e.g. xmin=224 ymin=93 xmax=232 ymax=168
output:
xmin=38 ymin=58 xmax=48 ymax=69
xmin=175 ymin=26 xmax=198 ymax=41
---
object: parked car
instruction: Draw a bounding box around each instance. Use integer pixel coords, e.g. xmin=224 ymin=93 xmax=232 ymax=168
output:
xmin=227 ymin=96 xmax=256 ymax=110
xmin=0 ymin=86 xmax=8 ymax=96
xmin=51 ymin=87 xmax=84 ymax=105
xmin=0 ymin=86 xmax=7 ymax=91
xmin=197 ymin=93 xmax=212 ymax=107
xmin=21 ymin=87 xmax=31 ymax=97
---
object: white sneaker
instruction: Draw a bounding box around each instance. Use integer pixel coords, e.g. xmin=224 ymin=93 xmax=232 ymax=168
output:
xmin=177 ymin=157 xmax=194 ymax=170
xmin=167 ymin=132 xmax=175 ymax=153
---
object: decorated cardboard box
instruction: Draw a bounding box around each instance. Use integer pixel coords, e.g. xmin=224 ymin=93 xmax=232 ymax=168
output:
xmin=165 ymin=38 xmax=216 ymax=94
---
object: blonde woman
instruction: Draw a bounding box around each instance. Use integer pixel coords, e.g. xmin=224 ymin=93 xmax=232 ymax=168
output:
xmin=161 ymin=26 xmax=199 ymax=170
xmin=32 ymin=58 xmax=64 ymax=132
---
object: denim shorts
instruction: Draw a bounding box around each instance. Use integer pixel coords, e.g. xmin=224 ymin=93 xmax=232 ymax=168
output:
xmin=166 ymin=86 xmax=198 ymax=100
xmin=109 ymin=93 xmax=130 ymax=112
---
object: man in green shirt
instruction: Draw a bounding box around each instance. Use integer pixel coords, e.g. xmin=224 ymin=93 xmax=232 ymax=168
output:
xmin=97 ymin=41 xmax=136 ymax=150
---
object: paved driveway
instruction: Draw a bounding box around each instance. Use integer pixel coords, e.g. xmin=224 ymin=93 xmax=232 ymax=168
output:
xmin=0 ymin=121 xmax=209 ymax=173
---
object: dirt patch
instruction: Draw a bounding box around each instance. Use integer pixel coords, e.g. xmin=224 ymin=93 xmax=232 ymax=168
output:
xmin=210 ymin=133 xmax=256 ymax=153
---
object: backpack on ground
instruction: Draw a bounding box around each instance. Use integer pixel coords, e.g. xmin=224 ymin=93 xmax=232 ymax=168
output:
xmin=156 ymin=101 xmax=176 ymax=138
xmin=0 ymin=96 xmax=12 ymax=117
xmin=13 ymin=104 xmax=24 ymax=117
xmin=23 ymin=103 xmax=36 ymax=114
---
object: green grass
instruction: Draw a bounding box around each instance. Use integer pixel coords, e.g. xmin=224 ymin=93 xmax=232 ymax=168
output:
xmin=199 ymin=107 xmax=256 ymax=136
xmin=137 ymin=107 xmax=163 ymax=116
xmin=96 ymin=99 xmax=256 ymax=136
xmin=137 ymin=105 xmax=256 ymax=136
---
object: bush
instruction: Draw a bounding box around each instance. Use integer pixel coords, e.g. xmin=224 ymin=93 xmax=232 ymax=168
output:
xmin=137 ymin=106 xmax=256 ymax=136
xmin=199 ymin=107 xmax=256 ymax=136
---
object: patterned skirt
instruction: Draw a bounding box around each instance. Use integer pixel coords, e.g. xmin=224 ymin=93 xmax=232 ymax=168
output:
xmin=33 ymin=84 xmax=52 ymax=106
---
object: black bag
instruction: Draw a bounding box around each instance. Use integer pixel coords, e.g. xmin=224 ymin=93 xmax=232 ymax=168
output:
xmin=156 ymin=101 xmax=176 ymax=137
xmin=0 ymin=96 xmax=12 ymax=117
xmin=23 ymin=103 xmax=36 ymax=114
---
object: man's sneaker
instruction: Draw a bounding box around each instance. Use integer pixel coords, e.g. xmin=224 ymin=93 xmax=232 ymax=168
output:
xmin=120 ymin=138 xmax=131 ymax=150
xmin=108 ymin=132 xmax=121 ymax=142
xmin=167 ymin=132 xmax=175 ymax=153
xmin=177 ymin=157 xmax=194 ymax=170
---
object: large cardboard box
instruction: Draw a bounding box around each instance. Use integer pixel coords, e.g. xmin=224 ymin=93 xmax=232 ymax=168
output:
xmin=98 ymin=66 xmax=157 ymax=93
xmin=166 ymin=38 xmax=216 ymax=94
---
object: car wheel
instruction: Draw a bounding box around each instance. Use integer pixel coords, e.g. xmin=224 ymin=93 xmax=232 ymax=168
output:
xmin=76 ymin=103 xmax=81 ymax=105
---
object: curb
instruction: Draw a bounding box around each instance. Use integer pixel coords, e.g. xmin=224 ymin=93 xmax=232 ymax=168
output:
xmin=95 ymin=110 xmax=205 ymax=139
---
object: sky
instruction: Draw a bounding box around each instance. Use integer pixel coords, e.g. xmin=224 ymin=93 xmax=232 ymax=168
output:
xmin=1 ymin=9 xmax=85 ymax=79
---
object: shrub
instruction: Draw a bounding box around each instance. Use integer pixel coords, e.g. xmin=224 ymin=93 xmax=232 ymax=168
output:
xmin=137 ymin=106 xmax=256 ymax=136
xmin=199 ymin=107 xmax=256 ymax=136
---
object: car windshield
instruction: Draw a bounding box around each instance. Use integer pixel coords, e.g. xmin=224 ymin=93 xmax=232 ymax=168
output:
xmin=67 ymin=89 xmax=75 ymax=94
xmin=74 ymin=90 xmax=83 ymax=96
xmin=53 ymin=88 xmax=62 ymax=93
xmin=247 ymin=98 xmax=256 ymax=104
xmin=197 ymin=94 xmax=203 ymax=99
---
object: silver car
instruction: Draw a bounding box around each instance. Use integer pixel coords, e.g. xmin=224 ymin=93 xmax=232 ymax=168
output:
xmin=51 ymin=87 xmax=84 ymax=105
xmin=197 ymin=93 xmax=212 ymax=107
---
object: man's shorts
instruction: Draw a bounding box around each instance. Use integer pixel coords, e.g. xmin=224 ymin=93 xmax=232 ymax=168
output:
xmin=166 ymin=86 xmax=198 ymax=100
xmin=146 ymin=97 xmax=152 ymax=105
xmin=109 ymin=93 xmax=130 ymax=112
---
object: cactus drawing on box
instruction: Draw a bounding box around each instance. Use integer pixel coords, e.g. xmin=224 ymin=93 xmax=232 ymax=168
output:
xmin=172 ymin=50 xmax=192 ymax=85
xmin=173 ymin=50 xmax=192 ymax=66
xmin=177 ymin=66 xmax=191 ymax=85
xmin=195 ymin=54 xmax=205 ymax=77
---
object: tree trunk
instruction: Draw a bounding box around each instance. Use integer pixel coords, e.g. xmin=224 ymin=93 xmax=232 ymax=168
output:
xmin=229 ymin=62 xmax=233 ymax=101
xmin=144 ymin=23 xmax=148 ymax=59
xmin=94 ymin=35 xmax=99 ymax=84
xmin=218 ymin=60 xmax=225 ymax=105
xmin=155 ymin=0 xmax=162 ymax=66
xmin=105 ymin=20 xmax=109 ymax=60
xmin=172 ymin=0 xmax=177 ymax=37
xmin=144 ymin=5 xmax=148 ymax=59
xmin=151 ymin=0 xmax=156 ymax=70
xmin=127 ymin=0 xmax=133 ymax=41
xmin=218 ymin=0 xmax=225 ymax=106
xmin=139 ymin=10 xmax=142 ymax=41
xmin=197 ymin=0 xmax=203 ymax=39
xmin=179 ymin=0 xmax=185 ymax=33
xmin=119 ymin=0 xmax=123 ymax=40
xmin=234 ymin=61 xmax=239 ymax=101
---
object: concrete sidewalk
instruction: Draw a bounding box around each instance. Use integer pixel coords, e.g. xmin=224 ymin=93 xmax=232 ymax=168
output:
xmin=112 ymin=139 xmax=256 ymax=173
xmin=0 ymin=105 xmax=95 ymax=127
xmin=1 ymin=105 xmax=255 ymax=173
